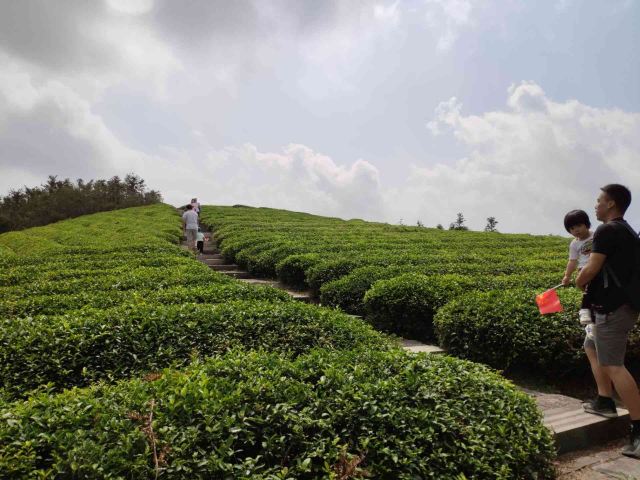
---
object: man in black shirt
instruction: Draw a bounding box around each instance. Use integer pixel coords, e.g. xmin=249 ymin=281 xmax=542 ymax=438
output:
xmin=577 ymin=184 xmax=640 ymax=458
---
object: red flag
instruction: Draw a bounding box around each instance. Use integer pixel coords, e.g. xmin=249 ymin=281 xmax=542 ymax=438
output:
xmin=536 ymin=288 xmax=563 ymax=315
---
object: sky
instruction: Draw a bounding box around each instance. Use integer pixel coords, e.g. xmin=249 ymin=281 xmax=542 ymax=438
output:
xmin=0 ymin=0 xmax=639 ymax=234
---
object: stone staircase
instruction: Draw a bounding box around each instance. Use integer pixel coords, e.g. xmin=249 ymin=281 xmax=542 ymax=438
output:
xmin=186 ymin=231 xmax=632 ymax=457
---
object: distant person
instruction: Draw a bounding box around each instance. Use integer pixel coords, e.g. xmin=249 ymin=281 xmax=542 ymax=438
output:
xmin=182 ymin=204 xmax=199 ymax=253
xmin=190 ymin=198 xmax=200 ymax=215
xmin=196 ymin=228 xmax=206 ymax=255
xmin=577 ymin=184 xmax=640 ymax=459
xmin=561 ymin=210 xmax=595 ymax=331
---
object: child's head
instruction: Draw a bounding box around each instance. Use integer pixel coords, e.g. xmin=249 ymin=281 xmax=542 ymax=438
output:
xmin=564 ymin=209 xmax=591 ymax=238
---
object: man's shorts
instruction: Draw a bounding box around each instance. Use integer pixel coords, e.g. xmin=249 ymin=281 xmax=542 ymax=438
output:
xmin=185 ymin=228 xmax=198 ymax=244
xmin=584 ymin=304 xmax=640 ymax=366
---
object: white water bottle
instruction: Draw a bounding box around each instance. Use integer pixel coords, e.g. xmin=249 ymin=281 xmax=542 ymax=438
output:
xmin=579 ymin=308 xmax=593 ymax=326
xmin=585 ymin=323 xmax=596 ymax=340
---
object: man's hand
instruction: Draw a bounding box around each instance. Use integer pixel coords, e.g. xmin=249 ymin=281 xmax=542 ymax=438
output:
xmin=576 ymin=252 xmax=607 ymax=291
xmin=561 ymin=275 xmax=572 ymax=287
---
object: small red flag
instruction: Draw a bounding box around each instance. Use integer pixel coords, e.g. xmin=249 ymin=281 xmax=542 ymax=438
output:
xmin=536 ymin=288 xmax=563 ymax=315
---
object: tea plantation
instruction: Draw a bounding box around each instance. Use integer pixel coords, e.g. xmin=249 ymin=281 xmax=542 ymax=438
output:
xmin=0 ymin=204 xmax=558 ymax=478
xmin=200 ymin=205 xmax=640 ymax=374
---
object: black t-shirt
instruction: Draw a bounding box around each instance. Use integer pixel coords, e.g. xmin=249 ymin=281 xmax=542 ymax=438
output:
xmin=589 ymin=218 xmax=637 ymax=312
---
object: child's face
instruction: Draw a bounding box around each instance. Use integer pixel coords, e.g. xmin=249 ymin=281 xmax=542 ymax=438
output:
xmin=569 ymin=224 xmax=590 ymax=240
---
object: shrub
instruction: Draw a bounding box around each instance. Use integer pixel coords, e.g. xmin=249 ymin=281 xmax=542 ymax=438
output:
xmin=305 ymin=257 xmax=361 ymax=291
xmin=320 ymin=265 xmax=410 ymax=315
xmin=0 ymin=283 xmax=292 ymax=318
xmin=276 ymin=253 xmax=322 ymax=288
xmin=434 ymin=287 xmax=598 ymax=372
xmin=0 ymin=301 xmax=389 ymax=398
xmin=363 ymin=273 xmax=476 ymax=341
xmin=0 ymin=349 xmax=555 ymax=479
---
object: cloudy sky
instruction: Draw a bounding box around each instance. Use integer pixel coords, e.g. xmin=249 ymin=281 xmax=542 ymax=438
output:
xmin=0 ymin=0 xmax=639 ymax=234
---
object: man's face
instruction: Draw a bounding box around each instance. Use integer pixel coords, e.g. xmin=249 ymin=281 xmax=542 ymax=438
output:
xmin=595 ymin=191 xmax=612 ymax=222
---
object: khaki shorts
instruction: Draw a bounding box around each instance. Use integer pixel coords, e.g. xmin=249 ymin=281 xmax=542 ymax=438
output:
xmin=185 ymin=228 xmax=198 ymax=245
xmin=584 ymin=304 xmax=640 ymax=366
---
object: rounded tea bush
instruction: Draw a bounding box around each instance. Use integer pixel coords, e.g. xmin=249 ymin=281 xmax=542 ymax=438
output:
xmin=434 ymin=287 xmax=595 ymax=372
xmin=0 ymin=301 xmax=390 ymax=399
xmin=363 ymin=273 xmax=476 ymax=341
xmin=0 ymin=348 xmax=555 ymax=479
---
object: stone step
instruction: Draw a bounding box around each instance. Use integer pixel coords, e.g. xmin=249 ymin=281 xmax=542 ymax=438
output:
xmin=209 ymin=264 xmax=239 ymax=271
xmin=286 ymin=291 xmax=316 ymax=303
xmin=218 ymin=270 xmax=253 ymax=279
xmin=237 ymin=278 xmax=280 ymax=287
xmin=200 ymin=254 xmax=224 ymax=260
xmin=202 ymin=258 xmax=227 ymax=265
xmin=544 ymin=405 xmax=629 ymax=455
xmin=400 ymin=339 xmax=446 ymax=355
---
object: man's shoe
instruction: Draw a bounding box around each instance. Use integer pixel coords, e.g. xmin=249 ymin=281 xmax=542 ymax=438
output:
xmin=582 ymin=398 xmax=618 ymax=418
xmin=622 ymin=432 xmax=640 ymax=459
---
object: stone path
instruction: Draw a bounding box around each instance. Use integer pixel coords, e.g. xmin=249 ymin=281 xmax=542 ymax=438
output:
xmin=188 ymin=230 xmax=640 ymax=476
xmin=556 ymin=438 xmax=640 ymax=479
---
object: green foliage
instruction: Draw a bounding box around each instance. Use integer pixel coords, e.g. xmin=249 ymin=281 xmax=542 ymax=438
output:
xmin=0 ymin=301 xmax=389 ymax=399
xmin=434 ymin=288 xmax=600 ymax=372
xmin=0 ymin=173 xmax=161 ymax=232
xmin=0 ymin=282 xmax=291 ymax=318
xmin=364 ymin=274 xmax=476 ymax=341
xmin=0 ymin=204 xmax=560 ymax=476
xmin=276 ymin=253 xmax=322 ymax=288
xmin=0 ymin=349 xmax=555 ymax=479
xmin=320 ymin=265 xmax=408 ymax=315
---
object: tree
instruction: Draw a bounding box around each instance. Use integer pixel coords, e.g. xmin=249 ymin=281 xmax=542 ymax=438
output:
xmin=416 ymin=220 xmax=424 ymax=228
xmin=436 ymin=224 xmax=444 ymax=230
xmin=0 ymin=173 xmax=162 ymax=233
xmin=485 ymin=216 xmax=499 ymax=232
xmin=449 ymin=212 xmax=469 ymax=231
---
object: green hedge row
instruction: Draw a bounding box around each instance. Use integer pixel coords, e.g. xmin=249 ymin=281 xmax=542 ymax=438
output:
xmin=433 ymin=288 xmax=622 ymax=373
xmin=361 ymin=272 xmax=564 ymax=341
xmin=0 ymin=282 xmax=291 ymax=317
xmin=0 ymin=301 xmax=389 ymax=399
xmin=0 ymin=349 xmax=555 ymax=479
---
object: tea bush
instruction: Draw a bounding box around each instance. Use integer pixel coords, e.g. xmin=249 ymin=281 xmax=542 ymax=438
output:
xmin=1 ymin=301 xmax=389 ymax=399
xmin=434 ymin=288 xmax=596 ymax=372
xmin=0 ymin=349 xmax=555 ymax=479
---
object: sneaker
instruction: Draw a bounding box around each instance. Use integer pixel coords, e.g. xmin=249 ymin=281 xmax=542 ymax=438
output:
xmin=582 ymin=397 xmax=618 ymax=418
xmin=622 ymin=432 xmax=640 ymax=459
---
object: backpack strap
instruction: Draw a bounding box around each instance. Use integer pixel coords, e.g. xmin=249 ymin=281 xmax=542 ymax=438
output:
xmin=609 ymin=219 xmax=640 ymax=240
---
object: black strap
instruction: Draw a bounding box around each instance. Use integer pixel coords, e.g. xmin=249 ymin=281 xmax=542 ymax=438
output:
xmin=609 ymin=219 xmax=640 ymax=240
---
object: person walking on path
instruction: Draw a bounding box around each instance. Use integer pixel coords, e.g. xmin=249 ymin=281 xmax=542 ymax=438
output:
xmin=182 ymin=204 xmax=199 ymax=254
xmin=577 ymin=184 xmax=640 ymax=458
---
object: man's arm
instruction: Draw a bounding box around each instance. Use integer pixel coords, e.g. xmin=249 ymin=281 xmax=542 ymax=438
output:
xmin=576 ymin=253 xmax=607 ymax=290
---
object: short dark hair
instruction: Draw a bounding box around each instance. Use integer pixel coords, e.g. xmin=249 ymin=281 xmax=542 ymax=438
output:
xmin=601 ymin=184 xmax=632 ymax=214
xmin=186 ymin=204 xmax=193 ymax=210
xmin=564 ymin=209 xmax=591 ymax=232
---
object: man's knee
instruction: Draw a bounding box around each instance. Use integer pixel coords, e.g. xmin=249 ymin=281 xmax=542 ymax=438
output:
xmin=601 ymin=365 xmax=626 ymax=377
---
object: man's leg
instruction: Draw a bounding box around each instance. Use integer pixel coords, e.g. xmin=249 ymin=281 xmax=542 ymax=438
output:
xmin=592 ymin=305 xmax=640 ymax=458
xmin=602 ymin=365 xmax=640 ymax=419
xmin=585 ymin=345 xmax=613 ymax=397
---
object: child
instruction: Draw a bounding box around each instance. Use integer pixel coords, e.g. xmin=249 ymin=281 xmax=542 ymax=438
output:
xmin=562 ymin=209 xmax=594 ymax=328
xmin=196 ymin=228 xmax=205 ymax=255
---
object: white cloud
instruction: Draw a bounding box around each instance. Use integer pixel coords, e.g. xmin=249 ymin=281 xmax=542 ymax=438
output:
xmin=0 ymin=53 xmax=147 ymax=183
xmin=404 ymin=82 xmax=640 ymax=232
xmin=425 ymin=0 xmax=475 ymax=51
xmin=130 ymin=143 xmax=385 ymax=221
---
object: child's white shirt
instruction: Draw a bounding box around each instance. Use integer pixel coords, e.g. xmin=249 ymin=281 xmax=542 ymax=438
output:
xmin=569 ymin=233 xmax=594 ymax=269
